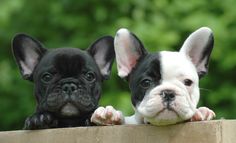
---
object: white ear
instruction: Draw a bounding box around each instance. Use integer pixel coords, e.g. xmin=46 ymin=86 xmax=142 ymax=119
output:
xmin=114 ymin=28 xmax=147 ymax=78
xmin=180 ymin=27 xmax=214 ymax=78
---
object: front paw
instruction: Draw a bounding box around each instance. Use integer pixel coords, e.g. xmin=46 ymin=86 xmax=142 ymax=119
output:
xmin=191 ymin=107 xmax=216 ymax=121
xmin=24 ymin=112 xmax=58 ymax=130
xmin=91 ymin=106 xmax=124 ymax=125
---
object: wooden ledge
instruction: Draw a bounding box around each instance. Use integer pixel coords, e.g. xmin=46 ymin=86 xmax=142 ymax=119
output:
xmin=0 ymin=120 xmax=235 ymax=143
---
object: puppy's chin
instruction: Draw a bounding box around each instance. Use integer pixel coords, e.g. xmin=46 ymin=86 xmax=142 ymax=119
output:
xmin=145 ymin=110 xmax=182 ymax=125
xmin=60 ymin=103 xmax=79 ymax=117
xmin=144 ymin=108 xmax=194 ymax=126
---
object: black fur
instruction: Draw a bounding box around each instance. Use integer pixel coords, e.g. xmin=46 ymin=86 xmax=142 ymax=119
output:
xmin=198 ymin=33 xmax=214 ymax=78
xmin=117 ymin=31 xmax=163 ymax=107
xmin=12 ymin=34 xmax=114 ymax=129
xmin=129 ymin=53 xmax=162 ymax=106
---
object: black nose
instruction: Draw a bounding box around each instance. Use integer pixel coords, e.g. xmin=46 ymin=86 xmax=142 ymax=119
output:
xmin=62 ymin=83 xmax=77 ymax=94
xmin=161 ymin=90 xmax=176 ymax=102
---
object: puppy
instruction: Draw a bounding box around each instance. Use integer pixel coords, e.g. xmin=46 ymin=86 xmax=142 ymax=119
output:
xmin=91 ymin=27 xmax=215 ymax=125
xmin=12 ymin=34 xmax=115 ymax=129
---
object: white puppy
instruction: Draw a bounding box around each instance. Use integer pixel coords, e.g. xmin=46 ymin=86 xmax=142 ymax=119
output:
xmin=91 ymin=27 xmax=215 ymax=125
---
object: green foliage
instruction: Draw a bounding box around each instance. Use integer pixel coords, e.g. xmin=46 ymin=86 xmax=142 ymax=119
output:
xmin=0 ymin=0 xmax=236 ymax=131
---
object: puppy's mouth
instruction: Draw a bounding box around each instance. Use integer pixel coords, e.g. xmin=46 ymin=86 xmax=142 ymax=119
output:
xmin=155 ymin=105 xmax=179 ymax=118
xmin=60 ymin=103 xmax=79 ymax=117
xmin=163 ymin=102 xmax=179 ymax=114
xmin=45 ymin=89 xmax=98 ymax=117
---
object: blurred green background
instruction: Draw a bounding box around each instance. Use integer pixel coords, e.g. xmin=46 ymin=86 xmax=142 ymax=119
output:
xmin=0 ymin=0 xmax=236 ymax=131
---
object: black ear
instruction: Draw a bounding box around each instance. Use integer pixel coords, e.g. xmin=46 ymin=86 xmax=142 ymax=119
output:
xmin=114 ymin=28 xmax=147 ymax=78
xmin=87 ymin=36 xmax=115 ymax=80
xmin=180 ymin=27 xmax=214 ymax=78
xmin=12 ymin=34 xmax=47 ymax=81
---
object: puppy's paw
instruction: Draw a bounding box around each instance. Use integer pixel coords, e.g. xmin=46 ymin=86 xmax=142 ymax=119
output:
xmin=91 ymin=106 xmax=124 ymax=125
xmin=191 ymin=107 xmax=216 ymax=121
xmin=24 ymin=112 xmax=58 ymax=130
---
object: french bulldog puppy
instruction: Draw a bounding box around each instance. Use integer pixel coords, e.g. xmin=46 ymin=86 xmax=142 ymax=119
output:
xmin=91 ymin=27 xmax=215 ymax=125
xmin=12 ymin=34 xmax=115 ymax=129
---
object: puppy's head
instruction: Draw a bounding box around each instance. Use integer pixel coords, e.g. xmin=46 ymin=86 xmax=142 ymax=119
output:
xmin=114 ymin=28 xmax=214 ymax=125
xmin=12 ymin=34 xmax=114 ymax=118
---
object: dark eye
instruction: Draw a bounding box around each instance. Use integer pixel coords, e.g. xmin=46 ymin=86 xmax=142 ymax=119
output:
xmin=140 ymin=79 xmax=152 ymax=88
xmin=85 ymin=72 xmax=96 ymax=82
xmin=184 ymin=79 xmax=193 ymax=86
xmin=41 ymin=73 xmax=53 ymax=83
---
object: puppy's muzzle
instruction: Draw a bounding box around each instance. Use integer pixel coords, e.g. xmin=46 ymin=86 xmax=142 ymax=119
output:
xmin=160 ymin=90 xmax=176 ymax=109
xmin=62 ymin=82 xmax=78 ymax=95
xmin=60 ymin=78 xmax=80 ymax=96
xmin=161 ymin=90 xmax=176 ymax=102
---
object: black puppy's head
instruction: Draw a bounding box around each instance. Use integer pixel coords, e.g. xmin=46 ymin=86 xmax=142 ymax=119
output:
xmin=12 ymin=34 xmax=114 ymax=118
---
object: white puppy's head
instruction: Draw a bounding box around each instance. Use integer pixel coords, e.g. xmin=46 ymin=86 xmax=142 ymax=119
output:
xmin=114 ymin=27 xmax=214 ymax=125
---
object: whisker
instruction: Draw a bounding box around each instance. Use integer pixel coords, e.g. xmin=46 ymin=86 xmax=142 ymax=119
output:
xmin=199 ymin=88 xmax=212 ymax=92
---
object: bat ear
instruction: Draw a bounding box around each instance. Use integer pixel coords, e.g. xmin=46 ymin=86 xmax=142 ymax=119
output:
xmin=180 ymin=27 xmax=214 ymax=78
xmin=12 ymin=33 xmax=47 ymax=81
xmin=87 ymin=36 xmax=115 ymax=80
xmin=114 ymin=28 xmax=147 ymax=78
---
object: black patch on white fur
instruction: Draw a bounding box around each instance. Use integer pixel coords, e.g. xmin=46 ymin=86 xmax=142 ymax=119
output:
xmin=198 ymin=33 xmax=214 ymax=78
xmin=129 ymin=53 xmax=162 ymax=106
xmin=130 ymin=33 xmax=148 ymax=56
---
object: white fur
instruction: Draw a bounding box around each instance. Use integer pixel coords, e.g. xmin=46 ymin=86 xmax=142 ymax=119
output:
xmin=114 ymin=28 xmax=141 ymax=78
xmin=136 ymin=51 xmax=199 ymax=125
xmin=180 ymin=27 xmax=213 ymax=73
xmin=124 ymin=111 xmax=145 ymax=124
xmin=91 ymin=27 xmax=215 ymax=126
xmin=91 ymin=106 xmax=124 ymax=125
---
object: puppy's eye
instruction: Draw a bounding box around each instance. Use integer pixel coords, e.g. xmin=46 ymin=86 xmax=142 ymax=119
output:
xmin=140 ymin=79 xmax=152 ymax=88
xmin=85 ymin=72 xmax=96 ymax=82
xmin=41 ymin=73 xmax=53 ymax=83
xmin=184 ymin=79 xmax=193 ymax=86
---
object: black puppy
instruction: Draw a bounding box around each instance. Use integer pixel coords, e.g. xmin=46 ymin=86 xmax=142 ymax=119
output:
xmin=12 ymin=34 xmax=114 ymax=129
